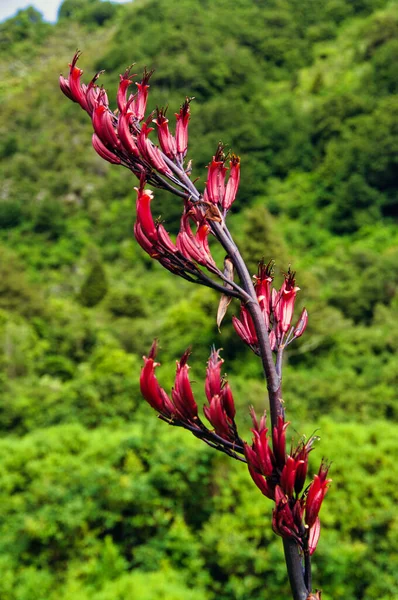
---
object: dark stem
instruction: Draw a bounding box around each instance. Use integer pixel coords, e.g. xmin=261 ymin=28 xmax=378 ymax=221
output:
xmin=161 ymin=154 xmax=201 ymax=200
xmin=247 ymin=299 xmax=284 ymax=427
xmin=304 ymin=550 xmax=312 ymax=593
xmin=283 ymin=539 xmax=308 ymax=600
xmin=194 ymin=271 xmax=245 ymax=299
xmin=276 ymin=345 xmax=284 ymax=379
xmin=211 ymin=221 xmax=283 ymax=429
xmin=198 ymin=437 xmax=247 ymax=462
xmin=209 ymin=221 xmax=309 ymax=600
xmin=161 ymin=416 xmax=246 ymax=457
xmin=159 ymin=174 xmax=310 ymax=598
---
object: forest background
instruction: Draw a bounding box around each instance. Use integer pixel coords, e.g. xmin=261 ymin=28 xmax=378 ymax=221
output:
xmin=0 ymin=0 xmax=397 ymax=598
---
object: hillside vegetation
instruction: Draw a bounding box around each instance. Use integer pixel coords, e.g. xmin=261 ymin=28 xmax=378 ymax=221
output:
xmin=0 ymin=1 xmax=397 ymax=598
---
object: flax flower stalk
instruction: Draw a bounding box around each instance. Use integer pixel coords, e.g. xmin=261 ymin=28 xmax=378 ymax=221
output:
xmin=60 ymin=52 xmax=326 ymax=600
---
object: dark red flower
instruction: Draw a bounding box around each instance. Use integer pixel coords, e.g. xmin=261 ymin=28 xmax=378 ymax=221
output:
xmin=134 ymin=182 xmax=177 ymax=259
xmin=136 ymin=121 xmax=172 ymax=176
xmin=92 ymin=133 xmax=121 ymax=165
xmin=249 ymin=406 xmax=267 ymax=434
xmin=280 ymin=456 xmax=299 ymax=497
xmin=132 ymin=68 xmax=154 ymax=122
xmin=118 ymin=110 xmax=140 ymax=157
xmin=272 ymin=486 xmax=300 ymax=540
xmin=203 ymin=348 xmax=237 ymax=440
xmin=254 ymin=260 xmax=274 ymax=330
xmin=135 ymin=184 xmax=157 ymax=242
xmin=92 ymin=104 xmax=121 ymax=150
xmin=117 ymin=67 xmax=136 ymax=114
xmin=205 ymin=348 xmax=223 ymax=403
xmin=244 ymin=444 xmax=275 ymax=499
xmin=308 ymin=517 xmax=321 ymax=555
xmin=140 ymin=341 xmax=174 ymax=417
xmin=171 ymin=350 xmax=198 ymax=422
xmin=204 ymin=394 xmax=234 ymax=441
xmin=273 ymin=268 xmax=300 ymax=339
xmin=175 ymin=98 xmax=192 ymax=157
xmin=203 ymin=144 xmax=226 ymax=203
xmin=232 ymin=305 xmax=258 ymax=350
xmin=223 ymin=155 xmax=240 ymax=212
xmin=176 ymin=210 xmax=215 ymax=268
xmin=293 ymin=307 xmax=308 ymax=340
xmin=305 ymin=462 xmax=331 ymax=528
xmin=153 ymin=107 xmax=177 ymax=159
xmin=272 ymin=416 xmax=289 ymax=469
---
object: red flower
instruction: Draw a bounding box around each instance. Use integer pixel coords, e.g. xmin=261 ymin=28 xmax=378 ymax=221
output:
xmin=60 ymin=51 xmax=88 ymax=112
xmin=244 ymin=409 xmax=276 ymax=498
xmin=176 ymin=210 xmax=216 ymax=268
xmin=171 ymin=350 xmax=198 ymax=422
xmin=117 ymin=67 xmax=136 ymax=114
xmin=137 ymin=121 xmax=172 ymax=176
xmin=308 ymin=517 xmax=321 ymax=555
xmin=223 ymin=155 xmax=240 ymax=212
xmin=203 ymin=394 xmax=234 ymax=441
xmin=272 ymin=415 xmax=289 ymax=469
xmin=131 ymin=68 xmax=154 ymax=122
xmin=203 ymin=349 xmax=237 ymax=440
xmin=92 ymin=134 xmax=121 ymax=165
xmin=232 ymin=305 xmax=258 ymax=350
xmin=175 ymin=98 xmax=192 ymax=157
xmin=205 ymin=147 xmax=227 ymax=206
xmin=134 ymin=182 xmax=177 ymax=259
xmin=140 ymin=344 xmax=200 ymax=424
xmin=60 ymin=52 xmax=107 ymax=116
xmin=205 ymin=348 xmax=223 ymax=403
xmin=249 ymin=406 xmax=267 ymax=434
xmin=153 ymin=107 xmax=177 ymax=159
xmin=135 ymin=184 xmax=157 ymax=242
xmin=254 ymin=260 xmax=274 ymax=330
xmin=140 ymin=341 xmax=174 ymax=417
xmin=272 ymin=486 xmax=300 ymax=540
xmin=291 ymin=436 xmax=317 ymax=495
xmin=293 ymin=307 xmax=308 ymax=340
xmin=274 ymin=268 xmax=300 ymax=338
xmin=92 ymin=104 xmax=121 ymax=150
xmin=244 ymin=444 xmax=275 ymax=499
xmin=305 ymin=462 xmax=331 ymax=528
xmin=280 ymin=456 xmax=299 ymax=497
xmin=221 ymin=382 xmax=236 ymax=420
xmin=118 ymin=110 xmax=140 ymax=157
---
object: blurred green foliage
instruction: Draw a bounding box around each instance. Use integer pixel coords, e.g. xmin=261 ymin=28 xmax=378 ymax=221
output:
xmin=0 ymin=0 xmax=397 ymax=598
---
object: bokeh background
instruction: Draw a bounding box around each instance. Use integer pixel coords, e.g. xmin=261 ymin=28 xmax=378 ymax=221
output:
xmin=0 ymin=0 xmax=397 ymax=598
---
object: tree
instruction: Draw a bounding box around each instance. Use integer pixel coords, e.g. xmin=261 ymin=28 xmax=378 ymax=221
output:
xmin=79 ymin=260 xmax=108 ymax=307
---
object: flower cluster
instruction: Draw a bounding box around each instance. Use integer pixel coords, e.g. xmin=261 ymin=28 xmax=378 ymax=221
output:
xmin=203 ymin=144 xmax=241 ymax=216
xmin=60 ymin=52 xmax=241 ymax=293
xmin=140 ymin=343 xmax=330 ymax=555
xmin=60 ymin=54 xmax=181 ymax=178
xmin=233 ymin=261 xmax=308 ymax=354
xmin=245 ymin=409 xmax=331 ymax=555
xmin=140 ymin=343 xmax=243 ymax=456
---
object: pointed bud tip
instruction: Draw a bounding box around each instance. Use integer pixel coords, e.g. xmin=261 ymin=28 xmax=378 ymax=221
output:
xmin=179 ymin=347 xmax=192 ymax=366
xmin=148 ymin=339 xmax=158 ymax=360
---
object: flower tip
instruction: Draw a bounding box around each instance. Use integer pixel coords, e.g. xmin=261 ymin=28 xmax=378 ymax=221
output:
xmin=179 ymin=347 xmax=192 ymax=367
xmin=69 ymin=50 xmax=83 ymax=72
xmin=148 ymin=339 xmax=158 ymax=360
xmin=141 ymin=66 xmax=155 ymax=85
xmin=293 ymin=307 xmax=308 ymax=339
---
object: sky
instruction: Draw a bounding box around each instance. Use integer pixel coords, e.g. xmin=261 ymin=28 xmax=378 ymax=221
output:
xmin=0 ymin=0 xmax=131 ymax=23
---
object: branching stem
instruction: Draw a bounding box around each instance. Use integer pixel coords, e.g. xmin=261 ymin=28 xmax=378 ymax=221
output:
xmin=209 ymin=219 xmax=309 ymax=600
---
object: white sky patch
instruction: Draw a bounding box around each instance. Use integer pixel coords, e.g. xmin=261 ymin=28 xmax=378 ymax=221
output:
xmin=0 ymin=0 xmax=132 ymax=24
